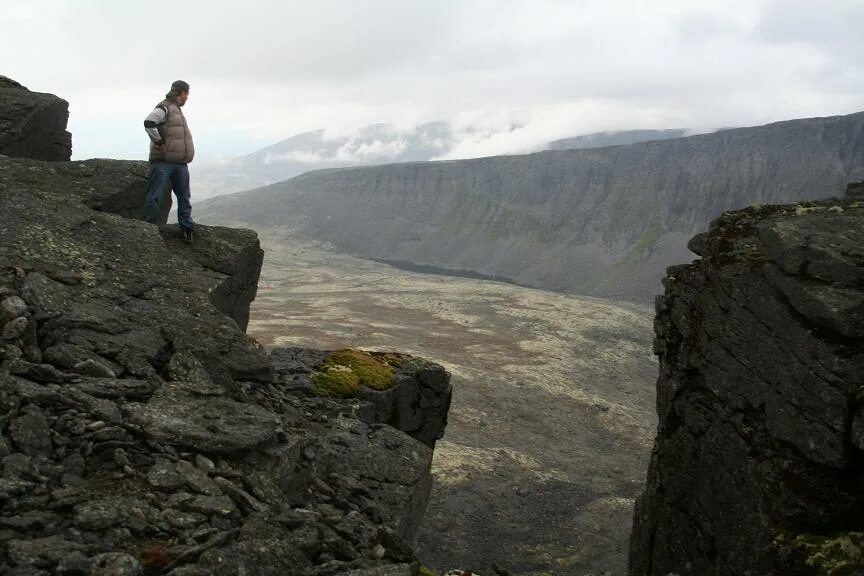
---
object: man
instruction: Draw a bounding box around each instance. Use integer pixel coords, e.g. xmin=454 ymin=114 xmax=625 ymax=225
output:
xmin=143 ymin=80 xmax=196 ymax=243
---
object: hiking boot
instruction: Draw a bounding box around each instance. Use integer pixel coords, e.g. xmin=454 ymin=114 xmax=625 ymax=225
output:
xmin=182 ymin=228 xmax=194 ymax=244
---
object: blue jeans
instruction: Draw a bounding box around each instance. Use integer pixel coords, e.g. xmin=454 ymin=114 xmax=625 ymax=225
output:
xmin=144 ymin=162 xmax=194 ymax=230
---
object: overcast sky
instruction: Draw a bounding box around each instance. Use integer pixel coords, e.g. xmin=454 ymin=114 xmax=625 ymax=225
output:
xmin=1 ymin=0 xmax=862 ymax=162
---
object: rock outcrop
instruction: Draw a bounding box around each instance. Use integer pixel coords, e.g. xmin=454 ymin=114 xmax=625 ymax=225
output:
xmin=0 ymin=155 xmax=172 ymax=226
xmin=159 ymin=225 xmax=263 ymax=332
xmin=0 ymin=76 xmax=71 ymax=161
xmin=629 ymin=196 xmax=864 ymax=575
xmin=197 ymin=111 xmax=864 ymax=302
xmin=270 ymin=348 xmax=452 ymax=449
xmin=0 ymin=77 xmax=451 ymax=575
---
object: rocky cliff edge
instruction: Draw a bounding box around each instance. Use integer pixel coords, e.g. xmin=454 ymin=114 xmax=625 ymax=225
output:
xmin=0 ymin=78 xmax=452 ymax=575
xmin=630 ymin=187 xmax=864 ymax=575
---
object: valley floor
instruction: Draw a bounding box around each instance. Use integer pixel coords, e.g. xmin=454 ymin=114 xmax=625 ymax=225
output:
xmin=248 ymin=235 xmax=658 ymax=575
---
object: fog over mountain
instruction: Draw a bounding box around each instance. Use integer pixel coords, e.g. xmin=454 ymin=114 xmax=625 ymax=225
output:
xmin=194 ymin=123 xmax=709 ymax=199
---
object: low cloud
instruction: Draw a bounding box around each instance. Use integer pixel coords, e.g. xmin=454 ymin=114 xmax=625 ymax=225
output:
xmin=3 ymin=0 xmax=861 ymax=162
xmin=333 ymin=138 xmax=408 ymax=162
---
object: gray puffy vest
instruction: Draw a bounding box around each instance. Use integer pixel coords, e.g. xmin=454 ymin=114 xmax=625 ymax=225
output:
xmin=149 ymin=100 xmax=195 ymax=164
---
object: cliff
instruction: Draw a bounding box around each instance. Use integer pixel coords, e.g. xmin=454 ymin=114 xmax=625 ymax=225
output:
xmin=0 ymin=76 xmax=71 ymax=161
xmin=196 ymin=111 xmax=864 ymax=302
xmin=0 ymin=79 xmax=451 ymax=575
xmin=629 ymin=191 xmax=864 ymax=575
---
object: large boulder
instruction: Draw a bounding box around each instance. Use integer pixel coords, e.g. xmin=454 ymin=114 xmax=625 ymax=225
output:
xmin=0 ymin=76 xmax=71 ymax=161
xmin=630 ymin=196 xmax=864 ymax=575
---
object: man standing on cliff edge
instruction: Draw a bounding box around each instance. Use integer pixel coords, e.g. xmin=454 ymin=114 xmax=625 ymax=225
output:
xmin=143 ymin=80 xmax=195 ymax=243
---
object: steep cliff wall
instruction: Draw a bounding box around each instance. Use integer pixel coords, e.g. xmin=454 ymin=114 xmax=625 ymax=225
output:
xmin=629 ymin=194 xmax=864 ymax=575
xmin=197 ymin=111 xmax=864 ymax=302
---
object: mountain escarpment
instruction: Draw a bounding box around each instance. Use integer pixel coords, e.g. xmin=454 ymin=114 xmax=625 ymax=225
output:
xmin=0 ymin=79 xmax=451 ymax=575
xmin=629 ymin=188 xmax=864 ymax=575
xmin=198 ymin=111 xmax=864 ymax=302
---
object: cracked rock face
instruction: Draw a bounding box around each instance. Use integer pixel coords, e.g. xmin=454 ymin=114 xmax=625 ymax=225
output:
xmin=629 ymin=197 xmax=864 ymax=575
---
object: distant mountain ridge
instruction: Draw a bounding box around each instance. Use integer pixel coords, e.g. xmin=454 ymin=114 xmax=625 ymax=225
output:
xmin=194 ymin=123 xmax=707 ymax=199
xmin=547 ymin=129 xmax=690 ymax=150
xmin=197 ymin=111 xmax=864 ymax=302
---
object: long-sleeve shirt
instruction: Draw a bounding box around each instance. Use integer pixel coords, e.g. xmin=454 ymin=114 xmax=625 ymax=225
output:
xmin=143 ymin=105 xmax=168 ymax=144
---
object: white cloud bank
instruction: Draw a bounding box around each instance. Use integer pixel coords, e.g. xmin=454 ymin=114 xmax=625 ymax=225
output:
xmin=0 ymin=0 xmax=861 ymax=161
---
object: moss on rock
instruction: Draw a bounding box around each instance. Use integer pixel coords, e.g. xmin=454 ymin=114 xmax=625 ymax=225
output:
xmin=312 ymin=349 xmax=397 ymax=397
xmin=776 ymin=532 xmax=864 ymax=575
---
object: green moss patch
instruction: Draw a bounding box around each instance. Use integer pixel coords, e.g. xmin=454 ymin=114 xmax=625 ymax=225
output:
xmin=312 ymin=349 xmax=398 ymax=397
xmin=777 ymin=532 xmax=864 ymax=575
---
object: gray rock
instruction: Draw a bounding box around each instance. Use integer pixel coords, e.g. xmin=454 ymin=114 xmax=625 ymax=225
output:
xmin=179 ymin=495 xmax=237 ymax=517
xmin=67 ymin=377 xmax=151 ymax=399
xmin=9 ymin=360 xmax=67 ymax=383
xmin=1 ymin=343 xmax=23 ymax=363
xmin=2 ymin=316 xmax=29 ymax=340
xmin=9 ymin=409 xmax=53 ymax=456
xmin=126 ymin=388 xmax=280 ymax=454
xmin=194 ymin=454 xmax=216 ymax=472
xmin=73 ymin=498 xmax=158 ymax=533
xmin=6 ymin=536 xmax=84 ymax=568
xmin=0 ymin=433 xmax=10 ymax=458
xmin=0 ymin=295 xmax=27 ymax=322
xmin=165 ymin=351 xmax=223 ymax=395
xmin=358 ymin=356 xmax=452 ymax=448
xmin=90 ymin=553 xmax=143 ymax=576
xmin=70 ymin=359 xmax=116 ymax=378
xmin=147 ymin=459 xmax=222 ymax=496
xmin=159 ymin=225 xmax=264 ymax=332
xmin=630 ymin=199 xmax=864 ymax=576
xmin=212 ymin=476 xmax=268 ymax=513
xmin=73 ymin=500 xmax=123 ymax=531
xmin=340 ymin=565 xmax=414 ymax=576
xmin=19 ymin=273 xmax=70 ymax=317
xmin=190 ymin=517 xmax=312 ymax=574
xmin=161 ymin=507 xmax=208 ymax=529
xmin=55 ymin=552 xmax=91 ymax=575
xmin=43 ymin=343 xmax=122 ymax=374
xmin=0 ymin=79 xmax=71 ymax=161
xmin=22 ymin=344 xmax=41 ymax=364
xmin=147 ymin=460 xmax=187 ymax=490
